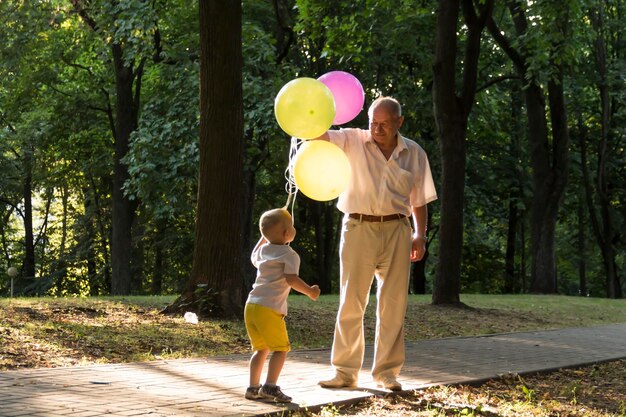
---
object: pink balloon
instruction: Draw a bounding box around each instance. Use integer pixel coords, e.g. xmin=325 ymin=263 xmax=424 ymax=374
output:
xmin=318 ymin=71 xmax=365 ymax=125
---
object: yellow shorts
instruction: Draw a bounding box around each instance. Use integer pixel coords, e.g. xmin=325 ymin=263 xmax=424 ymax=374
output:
xmin=244 ymin=303 xmax=291 ymax=352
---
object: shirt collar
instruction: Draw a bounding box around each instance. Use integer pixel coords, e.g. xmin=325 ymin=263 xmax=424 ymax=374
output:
xmin=366 ymin=132 xmax=408 ymax=157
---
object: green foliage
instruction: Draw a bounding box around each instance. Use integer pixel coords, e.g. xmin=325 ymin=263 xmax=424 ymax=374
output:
xmin=90 ymin=0 xmax=159 ymax=66
xmin=516 ymin=375 xmax=536 ymax=403
xmin=461 ymin=242 xmax=506 ymax=294
xmin=123 ymin=71 xmax=199 ymax=221
xmin=242 ymin=0 xmax=297 ymax=213
xmin=0 ymin=0 xmax=624 ymax=298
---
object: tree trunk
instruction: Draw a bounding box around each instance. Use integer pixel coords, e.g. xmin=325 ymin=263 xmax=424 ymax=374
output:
xmin=412 ymin=251 xmax=428 ymax=294
xmin=69 ymin=0 xmax=142 ymax=296
xmin=310 ymin=201 xmax=337 ymax=294
xmin=22 ymin=142 xmax=35 ymax=282
xmin=110 ymin=44 xmax=140 ymax=295
xmin=433 ymin=117 xmax=466 ymax=304
xmin=412 ymin=211 xmax=436 ymax=294
xmin=322 ymin=203 xmax=337 ymax=294
xmin=54 ymin=184 xmax=69 ymax=295
xmin=311 ymin=201 xmax=324 ymax=291
xmin=528 ymin=76 xmax=570 ymax=294
xmin=241 ymin=154 xmax=258 ymax=298
xmin=166 ymin=0 xmax=245 ymax=318
xmin=489 ymin=2 xmax=569 ymax=295
xmin=520 ymin=212 xmax=527 ymax=292
xmin=91 ymin=176 xmax=112 ymax=294
xmin=432 ymin=0 xmax=462 ymax=305
xmin=131 ymin=213 xmax=145 ymax=293
xmin=504 ymin=198 xmax=518 ymax=293
xmin=504 ymin=84 xmax=523 ymax=294
xmin=577 ymin=191 xmax=587 ymax=296
xmin=432 ymin=0 xmax=493 ymax=304
xmin=590 ymin=4 xmax=622 ymax=299
xmin=82 ymin=185 xmax=100 ymax=295
xmin=151 ymin=221 xmax=164 ymax=295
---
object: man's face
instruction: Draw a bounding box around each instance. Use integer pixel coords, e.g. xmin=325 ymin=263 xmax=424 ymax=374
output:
xmin=369 ymin=106 xmax=403 ymax=145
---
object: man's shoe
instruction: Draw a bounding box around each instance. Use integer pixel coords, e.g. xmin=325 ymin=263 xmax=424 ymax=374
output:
xmin=376 ymin=376 xmax=402 ymax=391
xmin=258 ymin=384 xmax=292 ymax=403
xmin=318 ymin=375 xmax=357 ymax=389
xmin=244 ymin=385 xmax=263 ymax=400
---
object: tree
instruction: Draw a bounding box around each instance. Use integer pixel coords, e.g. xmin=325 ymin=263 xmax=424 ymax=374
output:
xmin=0 ymin=2 xmax=59 ymax=290
xmin=488 ymin=1 xmax=572 ymax=294
xmin=70 ymin=0 xmax=160 ymax=295
xmin=431 ymin=0 xmax=494 ymax=304
xmin=166 ymin=0 xmax=245 ymax=317
xmin=2 ymin=0 xmax=623 ymax=299
xmin=584 ymin=1 xmax=623 ymax=298
xmin=239 ymin=0 xmax=300 ymax=293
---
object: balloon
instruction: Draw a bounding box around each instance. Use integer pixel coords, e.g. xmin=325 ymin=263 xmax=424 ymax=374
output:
xmin=318 ymin=71 xmax=365 ymax=125
xmin=274 ymin=78 xmax=336 ymax=139
xmin=292 ymin=141 xmax=351 ymax=201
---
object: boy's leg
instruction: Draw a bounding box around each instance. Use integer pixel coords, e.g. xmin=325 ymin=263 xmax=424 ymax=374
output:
xmin=246 ymin=303 xmax=291 ymax=402
xmin=244 ymin=303 xmax=271 ymax=397
xmin=264 ymin=350 xmax=287 ymax=385
xmin=252 ymin=304 xmax=290 ymax=385
xmin=249 ymin=349 xmax=269 ymax=386
xmin=260 ymin=351 xmax=292 ymax=403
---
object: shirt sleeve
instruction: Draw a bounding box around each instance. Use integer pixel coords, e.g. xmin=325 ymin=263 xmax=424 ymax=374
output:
xmin=328 ymin=128 xmax=364 ymax=153
xmin=410 ymin=149 xmax=438 ymax=207
xmin=282 ymin=249 xmax=300 ymax=275
xmin=250 ymin=244 xmax=262 ymax=268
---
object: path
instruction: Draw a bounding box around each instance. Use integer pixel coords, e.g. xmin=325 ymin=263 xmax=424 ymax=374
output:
xmin=1 ymin=324 xmax=625 ymax=416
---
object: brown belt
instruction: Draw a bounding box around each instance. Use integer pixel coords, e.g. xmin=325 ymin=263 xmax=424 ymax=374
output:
xmin=349 ymin=213 xmax=407 ymax=222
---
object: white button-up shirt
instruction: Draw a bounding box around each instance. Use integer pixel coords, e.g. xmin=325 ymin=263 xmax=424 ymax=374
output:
xmin=328 ymin=128 xmax=437 ymax=216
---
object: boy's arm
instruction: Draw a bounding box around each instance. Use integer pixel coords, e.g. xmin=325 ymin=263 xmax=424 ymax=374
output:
xmin=253 ymin=236 xmax=267 ymax=252
xmin=285 ymin=274 xmax=320 ymax=301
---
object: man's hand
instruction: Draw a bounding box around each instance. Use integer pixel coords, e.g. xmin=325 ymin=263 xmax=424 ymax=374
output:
xmin=410 ymin=236 xmax=427 ymax=262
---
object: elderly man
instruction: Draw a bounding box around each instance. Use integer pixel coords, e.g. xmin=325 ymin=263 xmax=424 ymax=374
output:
xmin=317 ymin=97 xmax=437 ymax=391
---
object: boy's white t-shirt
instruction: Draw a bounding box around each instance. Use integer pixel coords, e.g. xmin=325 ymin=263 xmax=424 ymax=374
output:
xmin=247 ymin=243 xmax=300 ymax=315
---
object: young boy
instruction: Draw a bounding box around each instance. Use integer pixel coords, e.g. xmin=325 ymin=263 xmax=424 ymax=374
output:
xmin=244 ymin=208 xmax=320 ymax=403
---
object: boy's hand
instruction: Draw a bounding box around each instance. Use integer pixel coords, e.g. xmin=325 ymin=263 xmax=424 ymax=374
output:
xmin=309 ymin=285 xmax=321 ymax=301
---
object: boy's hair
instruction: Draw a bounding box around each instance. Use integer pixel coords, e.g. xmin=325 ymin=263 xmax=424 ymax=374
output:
xmin=368 ymin=96 xmax=402 ymax=118
xmin=259 ymin=208 xmax=291 ymax=238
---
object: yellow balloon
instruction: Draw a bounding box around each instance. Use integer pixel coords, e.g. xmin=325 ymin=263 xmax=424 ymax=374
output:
xmin=274 ymin=78 xmax=336 ymax=139
xmin=293 ymin=141 xmax=351 ymax=201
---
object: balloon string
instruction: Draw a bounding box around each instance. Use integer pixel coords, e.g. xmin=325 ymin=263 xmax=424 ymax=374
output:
xmin=284 ymin=136 xmax=300 ymax=221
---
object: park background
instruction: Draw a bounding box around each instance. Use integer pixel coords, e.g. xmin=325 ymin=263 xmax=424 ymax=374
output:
xmin=0 ymin=1 xmax=624 ymax=312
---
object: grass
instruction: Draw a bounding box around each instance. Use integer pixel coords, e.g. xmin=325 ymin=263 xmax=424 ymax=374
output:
xmin=288 ymin=293 xmax=626 ymax=348
xmin=0 ymin=295 xmax=249 ymax=368
xmin=1 ymin=294 xmax=625 ymax=368
xmin=1 ymin=294 xmax=625 ymax=416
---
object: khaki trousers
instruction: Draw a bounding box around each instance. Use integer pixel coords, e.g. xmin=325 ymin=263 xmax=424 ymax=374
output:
xmin=331 ymin=215 xmax=412 ymax=381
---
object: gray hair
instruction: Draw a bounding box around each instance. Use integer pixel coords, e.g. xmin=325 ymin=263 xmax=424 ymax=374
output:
xmin=368 ymin=97 xmax=402 ymax=118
